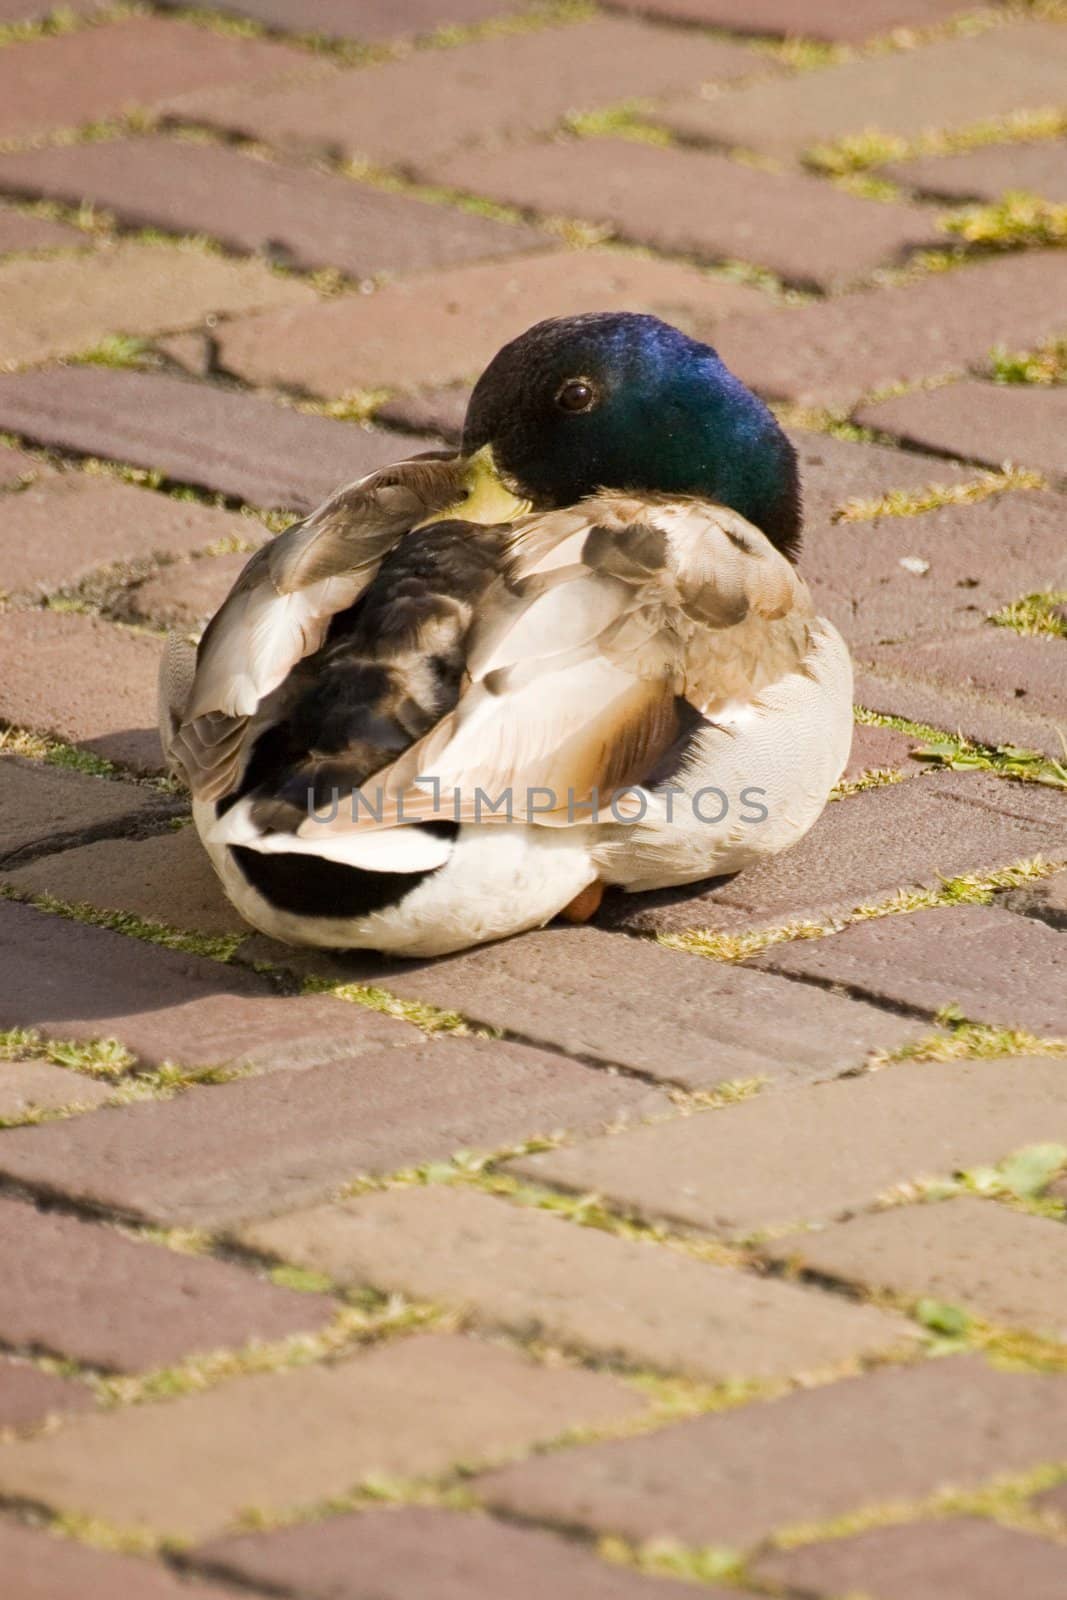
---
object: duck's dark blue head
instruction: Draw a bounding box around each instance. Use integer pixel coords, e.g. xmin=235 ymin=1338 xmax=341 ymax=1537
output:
xmin=462 ymin=312 xmax=801 ymax=559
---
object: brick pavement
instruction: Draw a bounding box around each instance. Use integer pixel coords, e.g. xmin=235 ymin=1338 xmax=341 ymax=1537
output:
xmin=0 ymin=4 xmax=1064 ymax=1597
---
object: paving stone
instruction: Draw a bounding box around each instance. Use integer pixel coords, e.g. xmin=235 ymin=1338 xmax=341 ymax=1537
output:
xmin=212 ymin=249 xmax=770 ymax=395
xmin=154 ymin=328 xmax=216 ymax=380
xmin=0 ymin=0 xmax=105 ymax=16
xmin=0 ymin=240 xmax=312 ymax=371
xmin=0 ymin=473 xmax=253 ymax=598
xmin=0 ymin=369 xmax=437 ymax=513
xmin=0 ymin=1334 xmax=643 ymax=1540
xmin=247 ymin=1186 xmax=914 ymax=1383
xmin=755 ymin=1520 xmax=1067 ymax=1600
xmin=713 ymin=252 xmax=1067 ymax=409
xmin=856 ymin=380 xmax=1067 ymax=486
xmin=0 ymin=1060 xmax=115 ymax=1119
xmin=512 ymin=1059 xmax=1067 ymax=1237
xmin=601 ymin=770 xmax=1067 ymax=936
xmin=886 ymin=139 xmax=1067 ymax=204
xmin=1036 ymin=1480 xmax=1067 ymax=1518
xmin=0 ymin=1518 xmax=278 ymax=1599
xmin=858 ymin=630 xmax=1067 ymax=760
xmin=804 ymin=491 xmax=1067 ymax=651
xmin=789 ymin=427 xmax=973 ymax=528
xmin=0 ymin=896 xmax=411 ymax=1073
xmin=0 ymin=1194 xmax=336 ymax=1371
xmin=431 ymin=139 xmax=942 ymax=291
xmin=602 ymin=0 xmax=972 ymax=44
xmin=366 ymin=925 xmax=927 ymax=1089
xmin=0 ymin=1011 xmax=665 ymax=1230
xmin=844 ymin=722 xmax=919 ymax=780
xmin=0 ymin=754 xmax=174 ymax=866
xmin=0 ymin=441 xmax=43 ymax=486
xmin=764 ymin=1197 xmax=1067 ymax=1337
xmin=0 ymin=609 xmax=166 ymax=774
xmin=200 ymin=1505 xmax=736 ymax=1600
xmin=855 ymin=668 xmax=1067 ymax=764
xmin=754 ymin=905 xmax=1067 ymax=1037
xmin=158 ymin=0 xmax=530 ymax=42
xmin=178 ymin=19 xmax=772 ymax=171
xmin=0 ymin=1359 xmax=94 ymax=1432
xmin=6 ymin=829 xmax=253 ymax=939
xmin=0 ymin=16 xmax=308 ymax=141
xmin=376 ymin=386 xmax=470 ymax=447
xmin=0 ymin=204 xmax=85 ymax=255
xmin=479 ymin=1356 xmax=1067 ymax=1548
xmin=1002 ymin=867 xmax=1067 ymax=932
xmin=656 ymin=25 xmax=1067 ymax=158
xmin=125 ymin=550 xmax=252 ymax=632
xmin=0 ymin=139 xmax=549 ymax=280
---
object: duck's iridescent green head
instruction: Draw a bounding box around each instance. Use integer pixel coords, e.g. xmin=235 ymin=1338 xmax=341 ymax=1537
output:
xmin=462 ymin=312 xmax=801 ymax=559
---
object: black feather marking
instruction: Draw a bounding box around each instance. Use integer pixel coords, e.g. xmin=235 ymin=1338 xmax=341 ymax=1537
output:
xmin=641 ymin=697 xmax=708 ymax=786
xmin=230 ymin=828 xmax=457 ymax=921
xmin=219 ymin=521 xmax=506 ymax=924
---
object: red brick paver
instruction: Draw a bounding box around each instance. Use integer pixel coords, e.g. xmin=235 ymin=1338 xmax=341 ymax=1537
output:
xmin=856 ymin=381 xmax=1067 ymax=486
xmin=0 ymin=1024 xmax=665 ymax=1228
xmin=857 ymin=630 xmax=1067 ymax=759
xmin=0 ymin=1520 xmax=261 ymax=1600
xmin=0 ymin=755 xmax=175 ymax=865
xmin=0 ymin=1361 xmax=94 ymax=1433
xmin=176 ymin=19 xmax=773 ymax=171
xmin=431 ymin=138 xmax=942 ymax=290
xmin=480 ymin=1357 xmax=1067 ymax=1548
xmin=656 ymin=25 xmax=1067 ymax=159
xmin=0 ymin=368 xmax=439 ymax=511
xmin=754 ymin=905 xmax=1067 ymax=1037
xmin=0 ymin=17 xmax=308 ymax=142
xmin=246 ymin=1185 xmax=914 ymax=1382
xmin=0 ymin=896 xmax=411 ymax=1071
xmin=200 ymin=1506 xmax=735 ymax=1600
xmin=0 ymin=474 xmax=254 ymax=599
xmin=0 ymin=1060 xmax=115 ymax=1120
xmin=714 ymin=252 xmax=1067 ymax=409
xmin=887 ymin=141 xmax=1067 ymax=205
xmin=755 ymin=1520 xmax=1067 ymax=1600
xmin=355 ymin=924 xmax=926 ymax=1088
xmin=765 ymin=1197 xmax=1067 ymax=1337
xmin=0 ymin=1335 xmax=643 ymax=1540
xmin=0 ymin=138 xmax=549 ymax=280
xmin=603 ymin=0 xmax=976 ymax=43
xmin=160 ymin=0 xmax=530 ymax=43
xmin=511 ymin=1059 xmax=1067 ymax=1237
xmin=0 ymin=241 xmax=311 ymax=370
xmin=0 ymin=1195 xmax=337 ymax=1371
xmin=209 ymin=250 xmax=768 ymax=396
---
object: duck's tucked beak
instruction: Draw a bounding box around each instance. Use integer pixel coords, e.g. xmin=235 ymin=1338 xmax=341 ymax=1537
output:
xmin=424 ymin=444 xmax=532 ymax=528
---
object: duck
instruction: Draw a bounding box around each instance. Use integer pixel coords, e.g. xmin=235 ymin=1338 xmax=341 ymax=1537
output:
xmin=160 ymin=312 xmax=853 ymax=958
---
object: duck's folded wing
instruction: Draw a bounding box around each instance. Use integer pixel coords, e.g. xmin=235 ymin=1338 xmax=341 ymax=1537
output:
xmin=161 ymin=454 xmax=464 ymax=801
xmin=292 ymin=495 xmax=811 ymax=839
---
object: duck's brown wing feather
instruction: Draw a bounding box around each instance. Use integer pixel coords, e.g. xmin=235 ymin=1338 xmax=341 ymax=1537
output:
xmin=292 ymin=494 xmax=812 ymax=838
xmin=160 ymin=453 xmax=465 ymax=801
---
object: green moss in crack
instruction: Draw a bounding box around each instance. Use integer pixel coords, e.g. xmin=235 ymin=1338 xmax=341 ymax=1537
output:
xmin=942 ymin=192 xmax=1067 ymax=249
xmin=990 ymin=336 xmax=1067 ymax=386
xmin=990 ymin=590 xmax=1067 ymax=639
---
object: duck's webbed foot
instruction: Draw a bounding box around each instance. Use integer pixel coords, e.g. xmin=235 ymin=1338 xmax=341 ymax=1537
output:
xmin=558 ymin=880 xmax=604 ymax=924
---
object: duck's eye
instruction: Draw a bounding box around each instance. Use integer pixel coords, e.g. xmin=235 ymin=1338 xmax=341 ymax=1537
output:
xmin=555 ymin=378 xmax=598 ymax=414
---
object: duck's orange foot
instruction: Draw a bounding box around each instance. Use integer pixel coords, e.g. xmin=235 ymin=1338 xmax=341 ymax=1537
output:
xmin=558 ymin=880 xmax=604 ymax=924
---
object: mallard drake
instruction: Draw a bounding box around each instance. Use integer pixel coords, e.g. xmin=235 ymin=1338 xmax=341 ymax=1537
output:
xmin=160 ymin=313 xmax=852 ymax=957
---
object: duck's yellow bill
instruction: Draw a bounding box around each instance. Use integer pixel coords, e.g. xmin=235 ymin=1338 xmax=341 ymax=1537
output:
xmin=422 ymin=444 xmax=532 ymax=528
